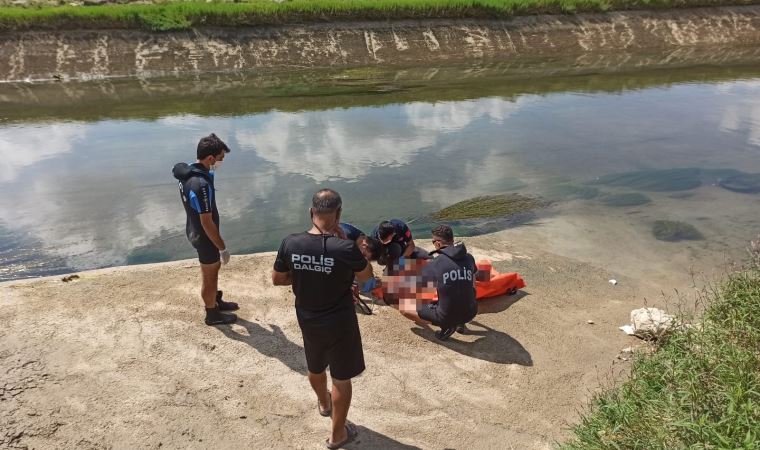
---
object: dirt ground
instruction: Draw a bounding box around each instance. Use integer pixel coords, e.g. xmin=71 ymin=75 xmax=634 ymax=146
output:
xmin=2 ymin=218 xmax=689 ymax=450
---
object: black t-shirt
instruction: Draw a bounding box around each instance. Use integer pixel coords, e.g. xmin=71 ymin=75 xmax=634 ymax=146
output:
xmin=421 ymin=243 xmax=477 ymax=323
xmin=274 ymin=232 xmax=368 ymax=320
xmin=371 ymin=219 xmax=412 ymax=249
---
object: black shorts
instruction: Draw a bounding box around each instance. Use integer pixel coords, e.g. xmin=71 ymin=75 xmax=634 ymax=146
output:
xmin=298 ymin=311 xmax=365 ymax=380
xmin=192 ymin=236 xmax=220 ymax=264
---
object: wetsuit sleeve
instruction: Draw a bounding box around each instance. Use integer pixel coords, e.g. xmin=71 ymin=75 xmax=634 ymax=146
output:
xmin=337 ymin=242 xmax=368 ymax=272
xmin=188 ymin=179 xmax=213 ymax=214
xmin=273 ymin=238 xmax=290 ymax=272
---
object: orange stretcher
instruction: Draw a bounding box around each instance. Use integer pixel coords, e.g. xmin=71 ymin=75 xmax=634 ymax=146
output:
xmin=371 ymin=259 xmax=525 ymax=302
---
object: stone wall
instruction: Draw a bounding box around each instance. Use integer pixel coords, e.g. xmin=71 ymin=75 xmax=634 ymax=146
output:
xmin=1 ymin=6 xmax=760 ymax=81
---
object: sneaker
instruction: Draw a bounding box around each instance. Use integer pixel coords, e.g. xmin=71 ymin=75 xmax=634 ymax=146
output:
xmin=216 ymin=290 xmax=239 ymax=311
xmin=435 ymin=327 xmax=456 ymax=341
xmin=456 ymin=324 xmax=469 ymax=335
xmin=205 ymin=307 xmax=237 ymax=326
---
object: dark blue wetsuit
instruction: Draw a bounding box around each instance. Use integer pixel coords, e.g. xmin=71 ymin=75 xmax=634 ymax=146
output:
xmin=173 ymin=162 xmax=220 ymax=264
xmin=339 ymin=223 xmax=364 ymax=242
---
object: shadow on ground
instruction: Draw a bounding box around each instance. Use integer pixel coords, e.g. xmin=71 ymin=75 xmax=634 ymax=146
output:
xmin=477 ymin=290 xmax=528 ymax=314
xmin=347 ymin=425 xmax=422 ymax=449
xmin=217 ymin=317 xmax=307 ymax=374
xmin=411 ymin=320 xmax=532 ymax=366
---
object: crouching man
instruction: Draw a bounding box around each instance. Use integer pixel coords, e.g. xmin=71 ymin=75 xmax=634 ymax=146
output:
xmin=272 ymin=189 xmax=373 ymax=448
xmin=397 ymin=225 xmax=477 ymax=341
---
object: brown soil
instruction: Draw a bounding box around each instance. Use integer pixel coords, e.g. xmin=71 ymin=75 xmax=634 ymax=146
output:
xmin=0 ymin=227 xmax=667 ymax=449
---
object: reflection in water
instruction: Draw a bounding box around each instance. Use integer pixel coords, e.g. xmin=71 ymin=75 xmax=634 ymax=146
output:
xmin=717 ymin=80 xmax=760 ymax=147
xmin=2 ymin=64 xmax=760 ymax=281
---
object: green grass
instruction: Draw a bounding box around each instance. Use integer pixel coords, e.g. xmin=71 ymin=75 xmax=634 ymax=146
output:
xmin=560 ymin=265 xmax=760 ymax=449
xmin=1 ymin=0 xmax=759 ymax=31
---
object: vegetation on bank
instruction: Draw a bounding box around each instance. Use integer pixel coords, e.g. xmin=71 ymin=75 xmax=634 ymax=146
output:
xmin=1 ymin=0 xmax=759 ymax=31
xmin=561 ymin=251 xmax=760 ymax=449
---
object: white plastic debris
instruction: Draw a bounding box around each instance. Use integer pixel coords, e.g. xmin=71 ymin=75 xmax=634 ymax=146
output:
xmin=619 ymin=325 xmax=635 ymax=335
xmin=586 ymin=320 xmax=595 ymax=324
xmin=619 ymin=307 xmax=674 ymax=339
xmin=609 ymin=279 xmax=618 ymax=285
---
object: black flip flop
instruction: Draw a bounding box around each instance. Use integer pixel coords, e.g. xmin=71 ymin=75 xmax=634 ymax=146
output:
xmin=325 ymin=422 xmax=358 ymax=449
xmin=318 ymin=393 xmax=332 ymax=417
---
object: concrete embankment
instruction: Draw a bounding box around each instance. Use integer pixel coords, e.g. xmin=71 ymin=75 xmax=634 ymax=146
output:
xmin=1 ymin=5 xmax=760 ymax=81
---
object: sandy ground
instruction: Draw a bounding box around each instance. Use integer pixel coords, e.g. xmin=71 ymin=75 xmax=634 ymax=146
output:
xmin=1 ymin=206 xmax=736 ymax=449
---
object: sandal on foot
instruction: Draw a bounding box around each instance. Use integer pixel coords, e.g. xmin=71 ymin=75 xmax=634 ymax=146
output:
xmin=326 ymin=422 xmax=358 ymax=449
xmin=318 ymin=393 xmax=332 ymax=417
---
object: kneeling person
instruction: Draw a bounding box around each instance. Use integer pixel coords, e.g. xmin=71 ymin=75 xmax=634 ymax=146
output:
xmin=400 ymin=225 xmax=477 ymax=341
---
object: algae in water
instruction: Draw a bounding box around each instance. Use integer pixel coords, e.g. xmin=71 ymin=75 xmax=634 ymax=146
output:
xmin=717 ymin=173 xmax=760 ymax=194
xmin=431 ymin=194 xmax=544 ymax=221
xmin=652 ymin=220 xmax=704 ymax=242
xmin=591 ymin=168 xmax=702 ymax=192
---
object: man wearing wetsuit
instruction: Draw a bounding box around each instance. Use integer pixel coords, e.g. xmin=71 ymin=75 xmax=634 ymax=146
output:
xmin=397 ymin=225 xmax=477 ymax=341
xmin=173 ymin=133 xmax=238 ymax=326
xmin=272 ymin=189 xmax=373 ymax=449
xmin=371 ymin=219 xmax=423 ymax=267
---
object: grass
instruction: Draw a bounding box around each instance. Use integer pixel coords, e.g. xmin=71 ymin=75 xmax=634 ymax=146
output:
xmin=561 ymin=249 xmax=760 ymax=449
xmin=431 ymin=194 xmax=544 ymax=220
xmin=1 ymin=0 xmax=759 ymax=31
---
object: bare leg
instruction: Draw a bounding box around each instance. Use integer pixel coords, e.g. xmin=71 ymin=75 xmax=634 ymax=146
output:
xmin=329 ymin=378 xmax=352 ymax=444
xmin=200 ymin=262 xmax=221 ymax=308
xmin=391 ymin=298 xmax=431 ymax=326
xmin=308 ymin=371 xmax=331 ymax=414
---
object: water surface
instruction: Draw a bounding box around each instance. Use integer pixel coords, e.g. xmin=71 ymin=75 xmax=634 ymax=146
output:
xmin=2 ymin=62 xmax=760 ymax=281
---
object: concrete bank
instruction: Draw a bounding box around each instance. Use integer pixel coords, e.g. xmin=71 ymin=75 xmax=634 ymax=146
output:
xmin=2 ymin=5 xmax=760 ymax=82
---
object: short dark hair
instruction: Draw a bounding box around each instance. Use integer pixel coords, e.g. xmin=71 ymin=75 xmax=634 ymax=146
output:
xmin=432 ymin=225 xmax=454 ymax=244
xmin=377 ymin=221 xmax=396 ymax=241
xmin=197 ymin=133 xmax=230 ymax=160
xmin=312 ymin=189 xmax=342 ymax=214
xmin=364 ymin=236 xmax=382 ymax=260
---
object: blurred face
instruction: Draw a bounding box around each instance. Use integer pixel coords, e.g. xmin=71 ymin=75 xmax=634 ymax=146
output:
xmin=432 ymin=236 xmax=445 ymax=250
xmin=381 ymin=233 xmax=394 ymax=245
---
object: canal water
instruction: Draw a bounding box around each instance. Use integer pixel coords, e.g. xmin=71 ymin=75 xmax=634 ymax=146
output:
xmin=2 ymin=62 xmax=760 ymax=282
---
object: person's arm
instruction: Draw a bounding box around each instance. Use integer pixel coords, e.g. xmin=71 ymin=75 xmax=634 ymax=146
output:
xmin=272 ymin=239 xmax=292 ymax=285
xmin=402 ymin=238 xmax=416 ymax=257
xmin=200 ymin=213 xmax=225 ymax=251
xmin=354 ymin=263 xmax=373 ymax=283
xmin=339 ymin=240 xmax=373 ymax=282
xmin=272 ymin=270 xmax=292 ymax=286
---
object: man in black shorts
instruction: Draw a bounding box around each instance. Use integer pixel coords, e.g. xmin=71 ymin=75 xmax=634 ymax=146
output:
xmin=397 ymin=225 xmax=478 ymax=341
xmin=173 ymin=133 xmax=238 ymax=326
xmin=272 ymin=189 xmax=373 ymax=449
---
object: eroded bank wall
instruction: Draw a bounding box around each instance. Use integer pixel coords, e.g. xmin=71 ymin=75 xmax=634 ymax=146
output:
xmin=1 ymin=6 xmax=760 ymax=81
